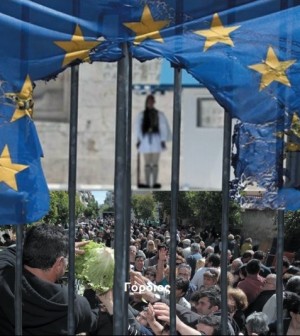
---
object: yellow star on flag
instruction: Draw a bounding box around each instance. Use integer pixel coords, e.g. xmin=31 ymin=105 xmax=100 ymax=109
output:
xmin=123 ymin=4 xmax=170 ymax=44
xmin=249 ymin=46 xmax=296 ymax=91
xmin=290 ymin=112 xmax=300 ymax=138
xmin=5 ymin=75 xmax=34 ymax=122
xmin=54 ymin=25 xmax=101 ymax=67
xmin=194 ymin=13 xmax=240 ymax=51
xmin=0 ymin=145 xmax=29 ymax=191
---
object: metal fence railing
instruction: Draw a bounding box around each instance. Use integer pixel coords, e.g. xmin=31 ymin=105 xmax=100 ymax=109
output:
xmin=13 ymin=44 xmax=285 ymax=336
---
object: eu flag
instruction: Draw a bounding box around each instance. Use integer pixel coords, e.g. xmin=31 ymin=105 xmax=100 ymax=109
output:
xmin=0 ymin=76 xmax=49 ymax=225
xmin=1 ymin=0 xmax=300 ymax=219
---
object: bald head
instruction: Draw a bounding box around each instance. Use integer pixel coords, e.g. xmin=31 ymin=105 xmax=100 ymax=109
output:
xmin=263 ymin=274 xmax=277 ymax=290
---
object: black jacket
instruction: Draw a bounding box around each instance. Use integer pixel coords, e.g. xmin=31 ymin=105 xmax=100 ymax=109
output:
xmin=0 ymin=246 xmax=101 ymax=335
xmin=244 ymin=289 xmax=276 ymax=318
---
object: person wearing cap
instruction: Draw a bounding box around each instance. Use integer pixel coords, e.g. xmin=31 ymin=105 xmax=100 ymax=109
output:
xmin=135 ymin=94 xmax=171 ymax=188
xmin=134 ymin=251 xmax=147 ymax=275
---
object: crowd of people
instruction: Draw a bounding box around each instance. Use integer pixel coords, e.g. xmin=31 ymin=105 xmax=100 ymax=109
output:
xmin=75 ymin=218 xmax=300 ymax=335
xmin=1 ymin=219 xmax=300 ymax=335
xmin=124 ymin=221 xmax=300 ymax=335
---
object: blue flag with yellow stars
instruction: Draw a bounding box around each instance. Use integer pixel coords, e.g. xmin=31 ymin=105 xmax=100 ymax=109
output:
xmin=1 ymin=0 xmax=300 ymax=219
xmin=0 ymin=76 xmax=49 ymax=224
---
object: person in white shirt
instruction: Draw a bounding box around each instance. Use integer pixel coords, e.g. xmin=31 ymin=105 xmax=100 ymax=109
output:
xmin=191 ymin=253 xmax=221 ymax=290
xmin=263 ymin=275 xmax=300 ymax=323
xmin=135 ymin=94 xmax=171 ymax=188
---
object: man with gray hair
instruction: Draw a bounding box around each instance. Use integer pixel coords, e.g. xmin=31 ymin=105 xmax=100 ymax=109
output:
xmin=246 ymin=312 xmax=269 ymax=335
xmin=182 ymin=239 xmax=191 ymax=259
xmin=203 ymin=245 xmax=214 ymax=257
xmin=177 ymin=263 xmax=197 ymax=301
xmin=229 ymin=258 xmax=243 ymax=273
xmin=186 ymin=243 xmax=202 ymax=278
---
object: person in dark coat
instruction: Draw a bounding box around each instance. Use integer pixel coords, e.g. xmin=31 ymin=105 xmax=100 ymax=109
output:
xmin=244 ymin=274 xmax=276 ymax=318
xmin=0 ymin=224 xmax=113 ymax=335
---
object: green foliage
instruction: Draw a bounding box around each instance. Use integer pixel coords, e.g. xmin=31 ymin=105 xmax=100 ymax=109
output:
xmin=284 ymin=211 xmax=300 ymax=240
xmin=98 ymin=191 xmax=114 ymax=215
xmin=42 ymin=191 xmax=85 ymax=225
xmin=75 ymin=241 xmax=114 ymax=294
xmin=153 ymin=191 xmax=241 ymax=231
xmin=99 ymin=203 xmax=114 ymax=213
xmin=152 ymin=192 xmax=193 ymax=218
xmin=132 ymin=193 xmax=155 ymax=221
xmin=84 ymin=197 xmax=100 ymax=218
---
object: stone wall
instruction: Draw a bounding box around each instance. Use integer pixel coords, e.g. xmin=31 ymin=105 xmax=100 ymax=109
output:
xmin=35 ymin=60 xmax=174 ymax=188
xmin=240 ymin=209 xmax=277 ymax=253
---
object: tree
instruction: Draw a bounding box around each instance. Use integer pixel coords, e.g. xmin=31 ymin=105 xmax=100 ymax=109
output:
xmin=42 ymin=191 xmax=85 ymax=225
xmin=153 ymin=191 xmax=241 ymax=231
xmin=284 ymin=211 xmax=300 ymax=246
xmin=132 ymin=193 xmax=155 ymax=222
xmin=84 ymin=197 xmax=100 ymax=219
xmin=152 ymin=191 xmax=194 ymax=220
xmin=187 ymin=191 xmax=241 ymax=231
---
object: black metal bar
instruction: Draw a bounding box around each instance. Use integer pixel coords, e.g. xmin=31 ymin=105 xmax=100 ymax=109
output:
xmin=15 ymin=0 xmax=30 ymax=332
xmin=275 ymin=0 xmax=288 ymax=332
xmin=276 ymin=210 xmax=284 ymax=335
xmin=221 ymin=110 xmax=232 ymax=335
xmin=15 ymin=224 xmax=24 ymax=336
xmin=124 ymin=50 xmax=132 ymax=281
xmin=113 ymin=42 xmax=131 ymax=336
xmin=170 ymin=66 xmax=182 ymax=336
xmin=67 ymin=65 xmax=79 ymax=335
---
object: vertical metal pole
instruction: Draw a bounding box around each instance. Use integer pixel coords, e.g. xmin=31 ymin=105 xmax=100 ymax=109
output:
xmin=275 ymin=123 xmax=284 ymax=335
xmin=221 ymin=110 xmax=232 ymax=335
xmin=170 ymin=66 xmax=182 ymax=336
xmin=125 ymin=51 xmax=132 ymax=279
xmin=276 ymin=210 xmax=284 ymax=335
xmin=113 ymin=43 xmax=131 ymax=336
xmin=15 ymin=224 xmax=24 ymax=336
xmin=15 ymin=0 xmax=30 ymax=332
xmin=68 ymin=65 xmax=79 ymax=335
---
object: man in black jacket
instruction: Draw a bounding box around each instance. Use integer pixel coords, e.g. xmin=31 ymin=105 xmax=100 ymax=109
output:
xmin=0 ymin=224 xmax=113 ymax=335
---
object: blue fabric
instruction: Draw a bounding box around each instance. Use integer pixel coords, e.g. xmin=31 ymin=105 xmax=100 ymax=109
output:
xmin=139 ymin=325 xmax=154 ymax=335
xmin=1 ymin=0 xmax=300 ymax=219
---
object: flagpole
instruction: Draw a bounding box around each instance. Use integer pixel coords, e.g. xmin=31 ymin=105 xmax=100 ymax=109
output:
xmin=275 ymin=117 xmax=285 ymax=335
xmin=15 ymin=224 xmax=24 ymax=336
xmin=15 ymin=1 xmax=30 ymax=332
xmin=276 ymin=210 xmax=284 ymax=335
xmin=67 ymin=64 xmax=79 ymax=335
xmin=221 ymin=109 xmax=231 ymax=335
xmin=113 ymin=42 xmax=132 ymax=336
xmin=170 ymin=65 xmax=182 ymax=336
